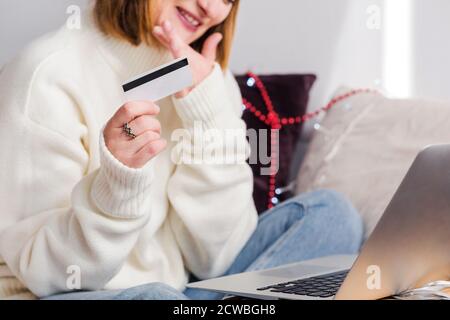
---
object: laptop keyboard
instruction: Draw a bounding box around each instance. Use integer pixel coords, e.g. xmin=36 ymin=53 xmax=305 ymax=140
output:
xmin=256 ymin=270 xmax=349 ymax=298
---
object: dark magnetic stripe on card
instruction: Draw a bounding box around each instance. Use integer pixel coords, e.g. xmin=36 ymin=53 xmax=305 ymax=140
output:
xmin=122 ymin=58 xmax=189 ymax=92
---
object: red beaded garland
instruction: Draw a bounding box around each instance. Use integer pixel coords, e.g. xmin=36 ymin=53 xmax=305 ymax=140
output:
xmin=242 ymin=72 xmax=378 ymax=210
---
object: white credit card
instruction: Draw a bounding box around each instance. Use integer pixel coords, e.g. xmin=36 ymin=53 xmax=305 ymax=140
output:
xmin=122 ymin=57 xmax=193 ymax=102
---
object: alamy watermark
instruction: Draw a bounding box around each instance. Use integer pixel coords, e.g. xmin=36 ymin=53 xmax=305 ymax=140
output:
xmin=66 ymin=5 xmax=81 ymax=30
xmin=170 ymin=121 xmax=279 ymax=176
xmin=366 ymin=4 xmax=382 ymax=30
xmin=366 ymin=265 xmax=381 ymax=290
xmin=66 ymin=265 xmax=81 ymax=290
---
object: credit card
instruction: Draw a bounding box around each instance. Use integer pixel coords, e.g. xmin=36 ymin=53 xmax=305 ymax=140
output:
xmin=122 ymin=57 xmax=193 ymax=102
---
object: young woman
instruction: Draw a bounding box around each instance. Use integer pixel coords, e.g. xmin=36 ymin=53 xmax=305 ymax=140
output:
xmin=0 ymin=0 xmax=363 ymax=300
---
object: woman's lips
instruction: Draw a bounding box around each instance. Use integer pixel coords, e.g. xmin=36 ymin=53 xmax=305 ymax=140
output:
xmin=176 ymin=6 xmax=202 ymax=32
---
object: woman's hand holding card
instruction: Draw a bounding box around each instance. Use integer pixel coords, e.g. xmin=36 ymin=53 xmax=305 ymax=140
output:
xmin=152 ymin=20 xmax=222 ymax=98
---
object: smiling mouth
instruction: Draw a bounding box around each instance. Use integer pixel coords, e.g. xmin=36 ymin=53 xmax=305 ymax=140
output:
xmin=176 ymin=6 xmax=203 ymax=32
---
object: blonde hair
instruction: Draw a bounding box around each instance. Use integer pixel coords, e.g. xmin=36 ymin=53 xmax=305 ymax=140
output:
xmin=94 ymin=0 xmax=240 ymax=70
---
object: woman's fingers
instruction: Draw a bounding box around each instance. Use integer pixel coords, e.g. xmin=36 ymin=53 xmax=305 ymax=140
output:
xmin=153 ymin=22 xmax=184 ymax=58
xmin=161 ymin=21 xmax=185 ymax=58
xmin=152 ymin=26 xmax=171 ymax=47
xmin=108 ymin=101 xmax=160 ymax=129
xmin=103 ymin=101 xmax=166 ymax=169
xmin=128 ymin=115 xmax=161 ymax=136
xmin=129 ymin=130 xmax=162 ymax=154
xmin=152 ymin=21 xmax=222 ymax=99
xmin=134 ymin=139 xmax=168 ymax=167
xmin=125 ymin=115 xmax=162 ymax=153
xmin=201 ymin=32 xmax=223 ymax=62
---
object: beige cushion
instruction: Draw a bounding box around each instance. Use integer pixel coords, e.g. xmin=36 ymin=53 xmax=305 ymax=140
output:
xmin=296 ymin=88 xmax=450 ymax=238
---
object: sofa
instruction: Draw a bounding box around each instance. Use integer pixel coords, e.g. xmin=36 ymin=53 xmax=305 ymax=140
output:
xmin=237 ymin=74 xmax=450 ymax=239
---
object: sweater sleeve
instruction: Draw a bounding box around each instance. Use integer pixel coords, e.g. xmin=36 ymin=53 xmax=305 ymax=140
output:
xmin=168 ymin=64 xmax=258 ymax=280
xmin=0 ymin=69 xmax=154 ymax=297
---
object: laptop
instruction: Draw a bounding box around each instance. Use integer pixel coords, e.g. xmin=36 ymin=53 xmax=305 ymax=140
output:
xmin=187 ymin=144 xmax=450 ymax=300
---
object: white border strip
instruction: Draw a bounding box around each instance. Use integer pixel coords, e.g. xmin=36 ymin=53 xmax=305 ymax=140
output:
xmin=382 ymin=0 xmax=413 ymax=98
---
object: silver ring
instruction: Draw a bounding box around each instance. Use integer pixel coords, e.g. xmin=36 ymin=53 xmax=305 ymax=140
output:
xmin=123 ymin=122 xmax=137 ymax=139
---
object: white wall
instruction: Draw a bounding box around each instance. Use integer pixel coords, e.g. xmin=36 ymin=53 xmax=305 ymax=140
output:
xmin=0 ymin=0 xmax=88 ymax=65
xmin=1 ymin=0 xmax=449 ymax=109
xmin=233 ymin=0 xmax=383 ymax=109
xmin=412 ymin=0 xmax=450 ymax=100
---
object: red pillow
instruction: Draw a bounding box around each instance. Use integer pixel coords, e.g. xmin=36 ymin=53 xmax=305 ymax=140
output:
xmin=236 ymin=73 xmax=317 ymax=213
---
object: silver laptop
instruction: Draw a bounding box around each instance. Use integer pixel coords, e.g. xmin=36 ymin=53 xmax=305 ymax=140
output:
xmin=187 ymin=144 xmax=450 ymax=300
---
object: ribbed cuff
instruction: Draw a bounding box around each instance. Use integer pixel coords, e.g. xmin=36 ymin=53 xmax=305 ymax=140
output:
xmin=91 ymin=129 xmax=154 ymax=219
xmin=172 ymin=63 xmax=227 ymax=129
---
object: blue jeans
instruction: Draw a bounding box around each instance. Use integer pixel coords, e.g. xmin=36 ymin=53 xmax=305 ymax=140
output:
xmin=44 ymin=190 xmax=363 ymax=300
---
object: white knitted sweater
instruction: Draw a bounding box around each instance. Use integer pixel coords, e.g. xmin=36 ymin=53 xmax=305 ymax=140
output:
xmin=0 ymin=13 xmax=257 ymax=299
